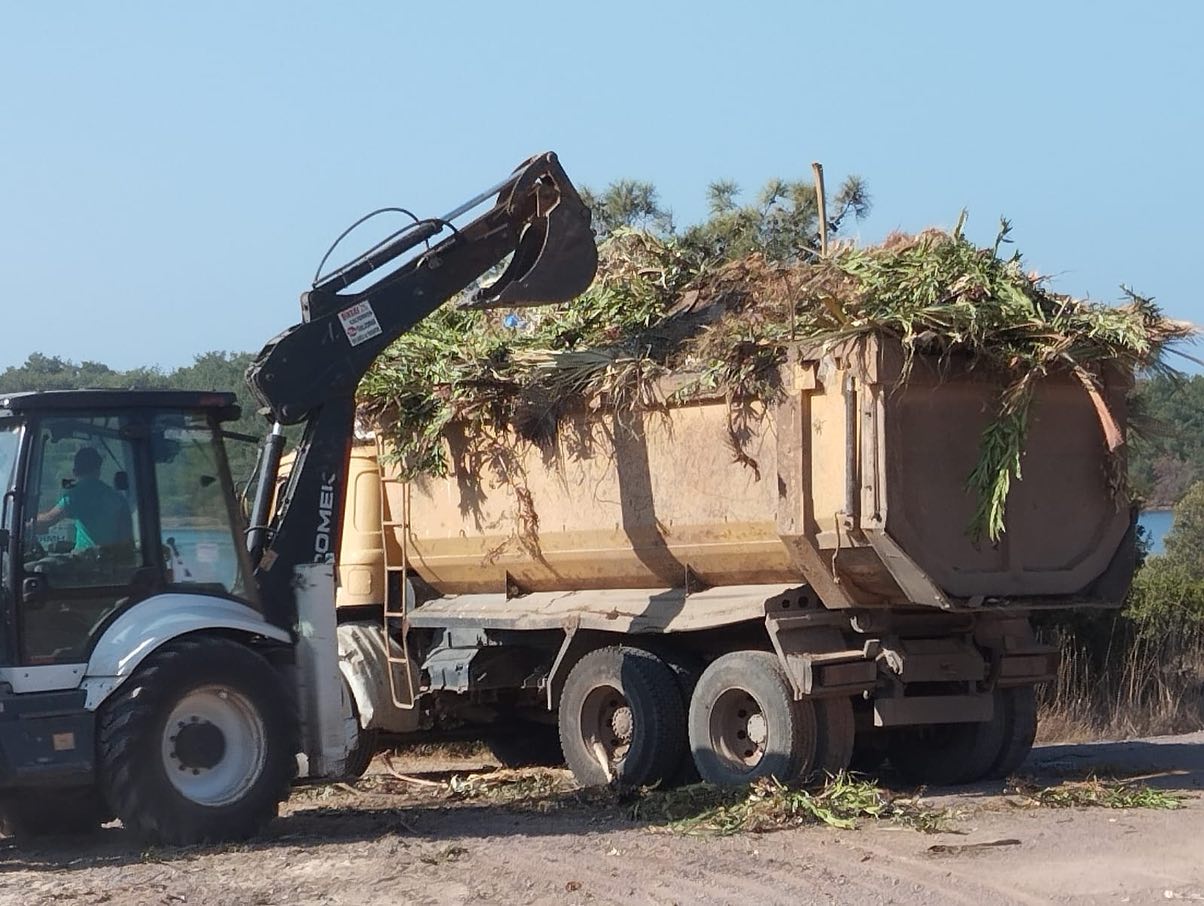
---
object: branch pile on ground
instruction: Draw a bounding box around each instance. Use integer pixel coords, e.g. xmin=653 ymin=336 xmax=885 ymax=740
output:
xmin=358 ymin=223 xmax=1191 ymax=541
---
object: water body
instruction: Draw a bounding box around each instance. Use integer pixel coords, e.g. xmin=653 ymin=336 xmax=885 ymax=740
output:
xmin=1138 ymin=509 xmax=1173 ymax=555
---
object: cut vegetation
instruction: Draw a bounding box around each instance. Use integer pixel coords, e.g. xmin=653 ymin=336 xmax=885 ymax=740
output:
xmin=359 ymin=222 xmax=1191 ymax=541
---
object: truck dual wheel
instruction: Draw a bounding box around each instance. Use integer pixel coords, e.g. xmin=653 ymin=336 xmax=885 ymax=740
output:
xmin=813 ymin=696 xmax=856 ymax=776
xmin=558 ymin=646 xmax=686 ymax=788
xmin=985 ymin=685 xmax=1038 ymax=779
xmin=887 ymin=716 xmax=1002 ymax=786
xmin=688 ymin=651 xmax=819 ymax=786
xmin=632 ymin=643 xmax=704 ymax=786
xmin=886 ymin=685 xmax=1038 ymax=786
xmin=97 ymin=636 xmax=298 ymax=845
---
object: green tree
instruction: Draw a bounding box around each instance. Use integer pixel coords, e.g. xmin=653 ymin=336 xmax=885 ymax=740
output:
xmin=0 ymin=351 xmax=266 ymax=484
xmin=580 ymin=171 xmax=871 ymax=263
xmin=579 ymin=179 xmax=674 ymax=237
xmin=1127 ymin=481 xmax=1204 ymax=636
xmin=1128 ymin=373 xmax=1204 ymax=506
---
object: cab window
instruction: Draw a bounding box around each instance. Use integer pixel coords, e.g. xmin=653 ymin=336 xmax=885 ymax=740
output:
xmin=152 ymin=412 xmax=248 ymax=598
xmin=20 ymin=414 xmax=149 ymax=663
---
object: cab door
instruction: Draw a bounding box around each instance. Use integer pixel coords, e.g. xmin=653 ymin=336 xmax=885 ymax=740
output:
xmin=17 ymin=412 xmax=158 ymax=665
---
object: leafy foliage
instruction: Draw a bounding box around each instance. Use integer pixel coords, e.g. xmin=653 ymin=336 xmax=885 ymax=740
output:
xmin=1008 ymin=775 xmax=1184 ymax=810
xmin=1127 ymin=481 xmax=1204 ymax=636
xmin=360 ymin=216 xmax=1187 ymax=541
xmin=642 ymin=774 xmax=948 ymax=835
xmin=1128 ymin=374 xmax=1204 ymax=506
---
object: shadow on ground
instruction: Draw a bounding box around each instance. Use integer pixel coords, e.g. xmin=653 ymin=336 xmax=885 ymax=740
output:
xmin=1 ymin=732 xmax=1199 ymax=876
xmin=1025 ymin=737 xmax=1204 ymax=790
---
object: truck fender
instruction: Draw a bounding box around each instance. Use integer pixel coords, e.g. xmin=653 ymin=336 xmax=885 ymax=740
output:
xmin=82 ymin=593 xmax=292 ymax=710
xmin=337 ymin=621 xmax=422 ymax=734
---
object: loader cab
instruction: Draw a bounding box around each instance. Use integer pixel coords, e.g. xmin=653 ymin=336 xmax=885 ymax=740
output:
xmin=0 ymin=391 xmax=256 ymax=669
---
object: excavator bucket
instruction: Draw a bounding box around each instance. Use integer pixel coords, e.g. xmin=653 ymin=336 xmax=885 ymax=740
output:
xmin=465 ymin=152 xmax=599 ymax=309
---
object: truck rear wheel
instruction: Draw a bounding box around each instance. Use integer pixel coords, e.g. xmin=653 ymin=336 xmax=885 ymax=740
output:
xmin=985 ymin=685 xmax=1038 ymax=779
xmin=633 ymin=643 xmax=704 ymax=786
xmin=97 ymin=636 xmax=298 ymax=845
xmin=814 ymin=697 xmax=856 ymax=776
xmin=688 ymin=651 xmax=818 ymax=786
xmin=558 ymin=646 xmax=686 ymax=788
xmin=886 ymin=694 xmax=1006 ymax=786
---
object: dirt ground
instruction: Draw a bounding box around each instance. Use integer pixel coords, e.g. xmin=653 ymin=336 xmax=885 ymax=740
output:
xmin=1 ymin=732 xmax=1201 ymax=906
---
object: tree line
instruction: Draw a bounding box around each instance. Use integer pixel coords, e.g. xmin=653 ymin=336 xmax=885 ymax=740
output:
xmin=0 ymin=351 xmax=265 ymax=482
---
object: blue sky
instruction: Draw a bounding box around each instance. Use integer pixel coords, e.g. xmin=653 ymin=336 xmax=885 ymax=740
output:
xmin=1 ymin=1 xmax=1200 ymax=372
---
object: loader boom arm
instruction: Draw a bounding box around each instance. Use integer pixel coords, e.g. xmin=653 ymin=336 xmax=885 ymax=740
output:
xmin=244 ymin=152 xmax=596 ymax=629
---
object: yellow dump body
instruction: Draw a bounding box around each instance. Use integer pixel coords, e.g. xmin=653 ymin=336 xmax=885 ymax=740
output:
xmin=369 ymin=336 xmax=1131 ymax=611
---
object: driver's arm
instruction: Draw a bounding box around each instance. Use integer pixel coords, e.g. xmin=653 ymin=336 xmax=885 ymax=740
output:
xmin=35 ymin=502 xmax=66 ymax=533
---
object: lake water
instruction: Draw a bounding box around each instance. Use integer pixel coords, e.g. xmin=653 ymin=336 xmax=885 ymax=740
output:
xmin=1138 ymin=509 xmax=1173 ymax=555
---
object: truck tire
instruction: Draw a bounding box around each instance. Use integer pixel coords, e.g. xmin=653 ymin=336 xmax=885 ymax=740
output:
xmin=814 ymin=697 xmax=856 ymax=776
xmin=849 ymin=728 xmax=889 ymax=776
xmin=886 ymin=698 xmax=1006 ymax=786
xmin=343 ymin=725 xmax=380 ymax=780
xmin=97 ymin=636 xmax=298 ymax=845
xmin=341 ymin=676 xmax=379 ymax=780
xmin=0 ymin=788 xmax=110 ymax=839
xmin=558 ymin=646 xmax=686 ymax=788
xmin=688 ymin=651 xmax=818 ymax=787
xmin=985 ymin=685 xmax=1038 ymax=779
xmin=487 ymin=722 xmax=565 ymax=768
xmin=633 ymin=643 xmax=703 ymax=786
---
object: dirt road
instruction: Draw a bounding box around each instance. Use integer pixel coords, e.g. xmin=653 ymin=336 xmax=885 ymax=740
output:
xmin=1 ymin=732 xmax=1201 ymax=906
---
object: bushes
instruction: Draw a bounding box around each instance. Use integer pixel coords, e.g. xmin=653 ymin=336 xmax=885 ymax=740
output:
xmin=1038 ymin=484 xmax=1204 ymax=740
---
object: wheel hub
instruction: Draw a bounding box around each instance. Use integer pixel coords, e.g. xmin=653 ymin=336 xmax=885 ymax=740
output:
xmin=580 ymin=685 xmax=633 ymax=769
xmin=709 ymin=689 xmax=768 ymax=769
xmin=746 ymin=713 xmax=768 ymax=747
xmin=172 ymin=718 xmax=227 ymax=771
xmin=610 ymin=706 xmax=634 ymax=742
xmin=160 ymin=685 xmax=268 ymax=807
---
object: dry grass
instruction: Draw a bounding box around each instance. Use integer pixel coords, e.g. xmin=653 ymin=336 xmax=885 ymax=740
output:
xmin=1037 ymin=623 xmax=1204 ymax=742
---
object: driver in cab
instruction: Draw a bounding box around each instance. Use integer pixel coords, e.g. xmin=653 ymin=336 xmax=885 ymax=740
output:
xmin=35 ymin=447 xmax=134 ymax=554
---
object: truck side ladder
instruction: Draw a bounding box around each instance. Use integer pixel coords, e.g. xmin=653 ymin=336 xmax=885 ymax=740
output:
xmin=376 ymin=435 xmax=418 ymax=710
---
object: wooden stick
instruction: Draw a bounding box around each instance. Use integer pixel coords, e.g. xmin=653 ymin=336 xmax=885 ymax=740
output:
xmin=381 ymin=753 xmax=446 ymax=787
xmin=812 ymin=161 xmax=828 ymax=256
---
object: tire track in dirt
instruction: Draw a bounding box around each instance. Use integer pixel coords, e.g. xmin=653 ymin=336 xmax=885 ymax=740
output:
xmin=458 ymin=820 xmax=908 ymax=906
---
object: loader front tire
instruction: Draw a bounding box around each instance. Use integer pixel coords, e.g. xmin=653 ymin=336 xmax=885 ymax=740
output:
xmin=97 ymin=636 xmax=297 ymax=845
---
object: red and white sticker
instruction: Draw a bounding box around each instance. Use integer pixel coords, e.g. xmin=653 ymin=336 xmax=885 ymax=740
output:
xmin=338 ymin=301 xmax=383 ymax=347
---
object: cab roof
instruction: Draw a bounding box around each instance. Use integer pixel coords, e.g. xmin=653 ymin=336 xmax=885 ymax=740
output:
xmin=0 ymin=389 xmax=242 ymax=421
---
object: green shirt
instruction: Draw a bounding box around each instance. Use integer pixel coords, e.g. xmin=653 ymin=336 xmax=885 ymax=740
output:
xmin=57 ymin=478 xmax=133 ymax=551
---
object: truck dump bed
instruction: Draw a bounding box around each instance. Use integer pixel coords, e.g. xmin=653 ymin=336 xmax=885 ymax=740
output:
xmin=385 ymin=336 xmax=1133 ymax=611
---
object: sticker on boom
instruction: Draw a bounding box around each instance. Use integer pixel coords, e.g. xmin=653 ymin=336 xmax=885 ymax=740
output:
xmin=338 ymin=301 xmax=383 ymax=346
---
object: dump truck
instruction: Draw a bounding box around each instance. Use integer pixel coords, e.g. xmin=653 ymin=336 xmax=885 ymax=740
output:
xmin=324 ymin=336 xmax=1136 ymax=788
